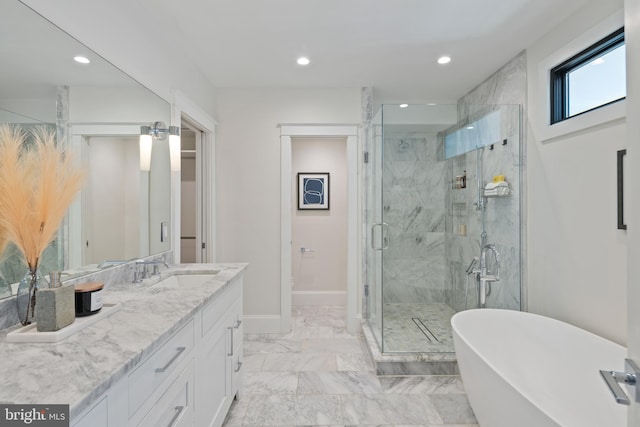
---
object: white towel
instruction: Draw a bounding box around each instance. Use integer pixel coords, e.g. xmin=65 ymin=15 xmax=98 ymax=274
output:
xmin=484 ymin=182 xmax=510 ymax=197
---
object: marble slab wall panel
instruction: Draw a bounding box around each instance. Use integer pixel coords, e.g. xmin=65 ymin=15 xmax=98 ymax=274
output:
xmin=382 ymin=135 xmax=446 ymax=304
xmin=445 ymin=51 xmax=526 ymax=312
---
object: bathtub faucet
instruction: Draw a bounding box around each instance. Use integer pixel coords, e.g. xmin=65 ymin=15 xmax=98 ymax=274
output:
xmin=480 ymin=243 xmax=500 ymax=281
xmin=474 ymin=244 xmax=500 ymax=308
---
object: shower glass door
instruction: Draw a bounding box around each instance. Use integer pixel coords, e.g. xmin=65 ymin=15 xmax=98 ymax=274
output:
xmin=365 ymin=108 xmax=384 ymax=348
xmin=365 ymin=103 xmax=522 ymax=354
xmin=377 ymin=104 xmax=456 ymax=354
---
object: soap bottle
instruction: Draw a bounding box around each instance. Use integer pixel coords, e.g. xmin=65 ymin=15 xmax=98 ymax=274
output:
xmin=49 ymin=271 xmax=61 ymax=288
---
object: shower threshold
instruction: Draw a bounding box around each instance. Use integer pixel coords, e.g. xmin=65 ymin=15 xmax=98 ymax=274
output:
xmin=362 ymin=303 xmax=459 ymax=376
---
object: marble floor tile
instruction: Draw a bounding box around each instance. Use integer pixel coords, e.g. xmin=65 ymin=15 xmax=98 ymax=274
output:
xmin=261 ymin=353 xmax=337 ymax=372
xmin=302 ymin=337 xmax=364 ymax=354
xmin=289 ymin=325 xmax=336 ymax=338
xmin=297 ymin=371 xmax=382 ymax=395
xmin=430 ymin=394 xmax=477 ymax=424
xmin=222 ymin=398 xmax=248 ymax=426
xmin=336 ymin=353 xmax=374 ymax=372
xmin=243 ymin=395 xmax=343 ymax=425
xmin=242 ymin=371 xmax=298 ymax=395
xmin=243 ymin=337 xmax=303 ymax=355
xmin=341 ymin=394 xmax=444 ymax=425
xmin=241 ymin=353 xmax=266 ymax=372
xmin=225 ymin=306 xmax=476 ymax=427
xmin=382 ymin=302 xmax=456 ymax=353
xmin=296 ymin=315 xmax=347 ymax=329
xmin=379 ymin=375 xmax=466 ymax=394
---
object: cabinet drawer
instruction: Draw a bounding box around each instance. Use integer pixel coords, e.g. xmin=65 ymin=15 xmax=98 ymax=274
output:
xmin=138 ymin=359 xmax=194 ymax=427
xmin=129 ymin=319 xmax=194 ymax=417
xmin=202 ymin=278 xmax=241 ymax=337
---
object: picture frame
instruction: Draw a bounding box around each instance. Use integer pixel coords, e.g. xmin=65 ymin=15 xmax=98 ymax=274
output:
xmin=297 ymin=172 xmax=330 ymax=210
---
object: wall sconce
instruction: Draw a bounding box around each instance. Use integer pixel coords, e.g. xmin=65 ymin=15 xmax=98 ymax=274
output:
xmin=139 ymin=121 xmax=181 ymax=171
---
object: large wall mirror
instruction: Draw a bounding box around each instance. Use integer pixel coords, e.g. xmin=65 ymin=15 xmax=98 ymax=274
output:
xmin=0 ymin=1 xmax=172 ymax=298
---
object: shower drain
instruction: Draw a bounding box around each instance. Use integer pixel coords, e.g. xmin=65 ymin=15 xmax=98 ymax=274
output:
xmin=412 ymin=318 xmax=440 ymax=343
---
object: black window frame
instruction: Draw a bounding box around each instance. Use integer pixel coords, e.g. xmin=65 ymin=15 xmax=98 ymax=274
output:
xmin=550 ymin=27 xmax=625 ymax=125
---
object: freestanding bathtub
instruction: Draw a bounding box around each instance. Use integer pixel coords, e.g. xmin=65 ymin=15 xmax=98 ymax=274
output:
xmin=451 ymin=309 xmax=627 ymax=427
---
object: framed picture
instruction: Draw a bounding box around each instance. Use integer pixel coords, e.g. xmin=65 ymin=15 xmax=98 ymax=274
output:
xmin=297 ymin=172 xmax=330 ymax=210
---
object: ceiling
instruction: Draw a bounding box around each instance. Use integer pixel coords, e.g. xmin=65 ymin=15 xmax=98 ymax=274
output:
xmin=119 ymin=0 xmax=592 ymax=103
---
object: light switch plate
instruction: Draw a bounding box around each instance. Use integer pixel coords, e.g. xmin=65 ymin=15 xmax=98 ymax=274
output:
xmin=161 ymin=222 xmax=169 ymax=242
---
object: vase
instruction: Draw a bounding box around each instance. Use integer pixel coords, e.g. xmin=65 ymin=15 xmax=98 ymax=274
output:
xmin=16 ymin=268 xmax=49 ymax=326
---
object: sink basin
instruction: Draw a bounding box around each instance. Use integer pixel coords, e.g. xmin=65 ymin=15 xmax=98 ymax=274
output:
xmin=151 ymin=273 xmax=220 ymax=288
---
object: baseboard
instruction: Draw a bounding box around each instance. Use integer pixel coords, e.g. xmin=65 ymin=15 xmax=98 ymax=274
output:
xmin=292 ymin=290 xmax=346 ymax=306
xmin=242 ymin=315 xmax=282 ymax=333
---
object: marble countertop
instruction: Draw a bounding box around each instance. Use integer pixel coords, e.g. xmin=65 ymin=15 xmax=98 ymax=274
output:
xmin=0 ymin=263 xmax=247 ymax=419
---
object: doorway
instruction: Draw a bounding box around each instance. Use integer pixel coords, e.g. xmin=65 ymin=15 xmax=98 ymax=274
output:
xmin=280 ymin=125 xmax=359 ymax=334
xmin=291 ymin=137 xmax=348 ymax=306
xmin=179 ymin=117 xmax=209 ymax=263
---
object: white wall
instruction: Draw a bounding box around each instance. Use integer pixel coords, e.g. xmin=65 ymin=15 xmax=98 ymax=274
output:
xmin=292 ymin=137 xmax=348 ymax=305
xmin=215 ymin=88 xmax=360 ymax=327
xmin=527 ymin=0 xmax=627 ymax=344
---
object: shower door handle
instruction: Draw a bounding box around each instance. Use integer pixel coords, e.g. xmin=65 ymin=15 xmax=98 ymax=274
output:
xmin=371 ymin=223 xmax=390 ymax=250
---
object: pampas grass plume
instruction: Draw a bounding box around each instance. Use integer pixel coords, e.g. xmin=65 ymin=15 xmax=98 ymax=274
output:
xmin=0 ymin=124 xmax=84 ymax=269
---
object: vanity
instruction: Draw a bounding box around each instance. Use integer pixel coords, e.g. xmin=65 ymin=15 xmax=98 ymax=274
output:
xmin=0 ymin=263 xmax=246 ymax=427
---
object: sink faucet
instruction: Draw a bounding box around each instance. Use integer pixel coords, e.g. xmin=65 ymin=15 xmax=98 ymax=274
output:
xmin=133 ymin=256 xmax=170 ymax=282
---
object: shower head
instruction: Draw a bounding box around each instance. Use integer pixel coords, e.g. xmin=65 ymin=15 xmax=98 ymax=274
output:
xmin=465 ymin=257 xmax=479 ymax=274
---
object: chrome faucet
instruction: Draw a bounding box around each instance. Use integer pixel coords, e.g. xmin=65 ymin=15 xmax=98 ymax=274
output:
xmin=480 ymin=243 xmax=500 ymax=281
xmin=133 ymin=256 xmax=170 ymax=282
xmin=470 ymin=243 xmax=500 ymax=308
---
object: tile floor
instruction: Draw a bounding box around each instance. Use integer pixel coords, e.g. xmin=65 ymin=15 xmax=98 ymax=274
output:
xmin=380 ymin=303 xmax=456 ymax=353
xmin=223 ymin=305 xmax=478 ymax=427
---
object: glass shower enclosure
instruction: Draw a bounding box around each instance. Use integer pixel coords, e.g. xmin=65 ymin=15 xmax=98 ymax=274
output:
xmin=365 ymin=103 xmax=522 ymax=354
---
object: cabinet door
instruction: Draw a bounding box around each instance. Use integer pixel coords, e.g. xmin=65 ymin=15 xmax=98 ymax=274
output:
xmin=198 ymin=321 xmax=231 ymax=427
xmin=72 ymin=396 xmax=108 ymax=427
xmin=229 ymin=301 xmax=243 ymax=398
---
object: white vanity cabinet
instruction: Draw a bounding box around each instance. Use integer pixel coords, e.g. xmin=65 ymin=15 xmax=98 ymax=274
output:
xmin=70 ymin=274 xmax=243 ymax=427
xmin=196 ymin=276 xmax=243 ymax=427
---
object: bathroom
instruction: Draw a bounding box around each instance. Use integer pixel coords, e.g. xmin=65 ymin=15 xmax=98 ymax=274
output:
xmin=0 ymin=0 xmax=639 ymax=425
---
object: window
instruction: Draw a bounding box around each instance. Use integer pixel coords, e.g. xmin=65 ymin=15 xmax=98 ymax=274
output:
xmin=550 ymin=27 xmax=625 ymax=124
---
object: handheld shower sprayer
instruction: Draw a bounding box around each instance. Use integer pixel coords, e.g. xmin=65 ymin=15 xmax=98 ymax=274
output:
xmin=465 ymin=257 xmax=479 ymax=275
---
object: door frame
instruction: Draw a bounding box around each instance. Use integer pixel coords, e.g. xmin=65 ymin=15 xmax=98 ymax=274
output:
xmin=171 ymin=90 xmax=217 ymax=263
xmin=280 ymin=124 xmax=360 ymax=333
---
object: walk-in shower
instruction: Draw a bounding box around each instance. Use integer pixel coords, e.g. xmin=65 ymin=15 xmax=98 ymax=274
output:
xmin=364 ymin=103 xmax=522 ymax=355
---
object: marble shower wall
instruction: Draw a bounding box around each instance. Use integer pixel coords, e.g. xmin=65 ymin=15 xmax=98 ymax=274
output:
xmin=382 ymin=134 xmax=446 ymax=303
xmin=445 ymin=51 xmax=526 ymax=312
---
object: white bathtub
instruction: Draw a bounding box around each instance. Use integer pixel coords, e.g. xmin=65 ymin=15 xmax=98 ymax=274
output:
xmin=451 ymin=309 xmax=627 ymax=427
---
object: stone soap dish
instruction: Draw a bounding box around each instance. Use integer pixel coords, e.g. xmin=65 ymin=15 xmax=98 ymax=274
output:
xmin=6 ymin=303 xmax=121 ymax=343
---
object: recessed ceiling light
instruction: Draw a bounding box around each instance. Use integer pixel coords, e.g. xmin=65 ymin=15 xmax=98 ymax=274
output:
xmin=399 ymin=104 xmax=408 ymax=108
xmin=428 ymin=103 xmax=437 ymax=106
xmin=466 ymin=126 xmax=474 ymax=130
xmin=297 ymin=57 xmax=310 ymax=66
xmin=74 ymin=56 xmax=90 ymax=64
xmin=437 ymin=56 xmax=451 ymax=65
